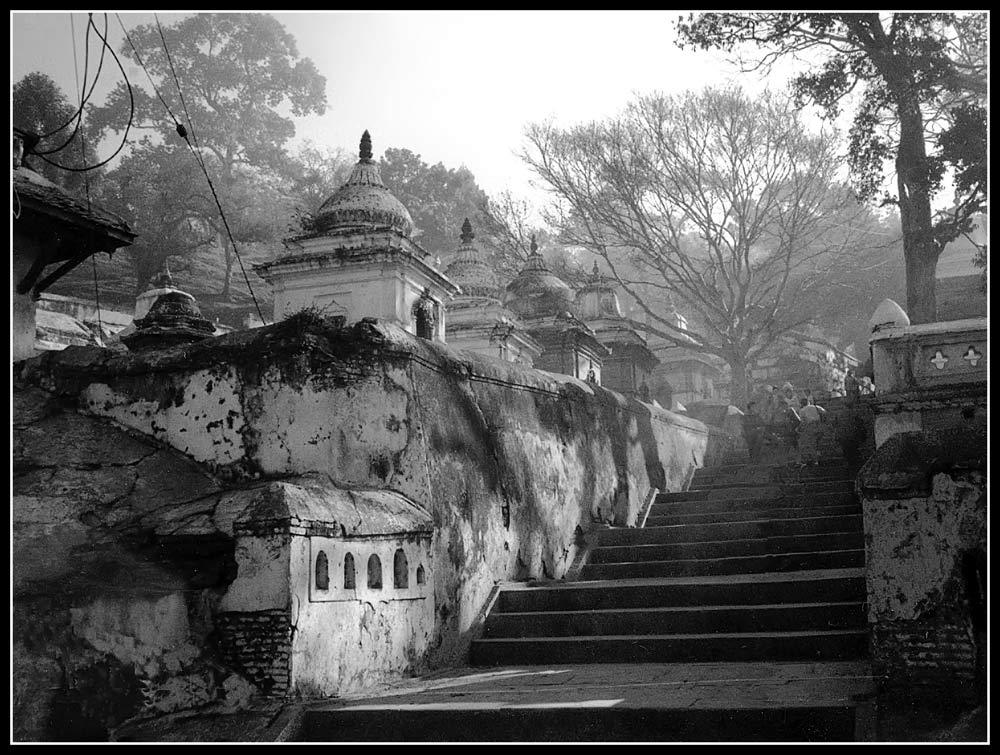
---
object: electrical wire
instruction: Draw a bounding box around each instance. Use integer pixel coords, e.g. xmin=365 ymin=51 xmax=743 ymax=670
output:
xmin=37 ymin=14 xmax=134 ymax=173
xmin=33 ymin=13 xmax=108 ymax=156
xmin=155 ymin=15 xmax=201 ymax=153
xmin=152 ymin=13 xmax=266 ymax=324
xmin=116 ymin=13 xmax=181 ymax=127
xmin=69 ymin=14 xmax=105 ymax=343
xmin=32 ymin=13 xmax=92 ymax=140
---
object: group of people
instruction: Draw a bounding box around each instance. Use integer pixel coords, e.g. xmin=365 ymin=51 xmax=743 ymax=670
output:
xmin=743 ymin=382 xmax=827 ymax=466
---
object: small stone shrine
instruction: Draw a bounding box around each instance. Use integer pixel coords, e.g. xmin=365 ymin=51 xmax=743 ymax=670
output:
xmin=254 ymin=131 xmax=459 ymax=341
xmin=443 ymin=218 xmax=541 ymax=365
xmin=502 ymin=237 xmax=607 ymax=382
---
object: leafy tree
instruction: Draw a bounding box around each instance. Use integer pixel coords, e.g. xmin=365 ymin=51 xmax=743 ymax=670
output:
xmin=284 ymin=141 xmax=355 ymax=235
xmin=96 ymin=140 xmax=211 ymax=291
xmin=676 ymin=12 xmax=988 ymax=324
xmin=523 ymin=87 xmax=883 ymax=406
xmin=90 ymin=12 xmax=327 ymax=299
xmin=379 ymin=147 xmax=491 ymax=259
xmin=13 ymin=71 xmax=101 ymax=193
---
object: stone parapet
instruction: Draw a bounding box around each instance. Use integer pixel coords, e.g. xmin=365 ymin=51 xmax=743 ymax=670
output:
xmin=870 ymin=317 xmax=986 ymax=395
xmin=869 ymin=316 xmax=986 ymax=447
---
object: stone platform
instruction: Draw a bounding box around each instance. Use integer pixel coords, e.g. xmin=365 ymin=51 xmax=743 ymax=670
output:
xmin=289 ymin=661 xmax=876 ymax=742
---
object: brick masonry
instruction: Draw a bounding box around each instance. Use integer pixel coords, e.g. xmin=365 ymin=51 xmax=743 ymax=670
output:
xmin=872 ymin=618 xmax=978 ymax=694
xmin=215 ymin=610 xmax=291 ymax=697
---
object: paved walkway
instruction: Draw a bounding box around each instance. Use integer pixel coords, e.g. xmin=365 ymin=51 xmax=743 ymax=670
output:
xmin=284 ymin=660 xmax=876 ymax=742
xmin=315 ymin=660 xmax=875 ymax=712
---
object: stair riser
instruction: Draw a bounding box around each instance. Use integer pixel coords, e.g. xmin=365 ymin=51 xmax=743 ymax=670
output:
xmin=483 ymin=604 xmax=866 ymax=638
xmin=691 ymin=471 xmax=850 ymax=486
xmin=652 ymin=493 xmax=855 ymax=514
xmin=658 ymin=483 xmax=854 ymax=503
xmin=470 ymin=633 xmax=868 ymax=666
xmin=691 ymin=476 xmax=852 ymax=490
xmin=296 ymin=707 xmax=859 ymax=742
xmin=580 ymin=551 xmax=865 ymax=580
xmin=589 ymin=532 xmax=864 ymax=563
xmin=497 ymin=578 xmax=867 ymax=613
xmin=645 ymin=505 xmax=859 ymax=526
xmin=599 ymin=517 xmax=862 ymax=546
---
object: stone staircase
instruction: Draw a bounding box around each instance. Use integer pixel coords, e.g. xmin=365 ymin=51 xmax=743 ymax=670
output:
xmin=296 ymin=455 xmax=874 ymax=742
xmin=465 ymin=457 xmax=873 ymax=739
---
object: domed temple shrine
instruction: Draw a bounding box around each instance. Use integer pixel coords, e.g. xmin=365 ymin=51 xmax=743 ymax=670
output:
xmin=254 ymin=131 xmax=459 ymax=341
xmin=575 ymin=263 xmax=659 ymax=398
xmin=443 ymin=218 xmax=541 ymax=366
xmin=502 ymin=238 xmax=608 ymax=383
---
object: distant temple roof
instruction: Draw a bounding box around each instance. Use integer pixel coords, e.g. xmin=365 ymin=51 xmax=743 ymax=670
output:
xmin=503 ymin=236 xmax=575 ymax=319
xmin=312 ymin=130 xmax=415 ymax=237
xmin=445 ymin=217 xmax=499 ymax=299
xmin=575 ymin=262 xmax=625 ymax=321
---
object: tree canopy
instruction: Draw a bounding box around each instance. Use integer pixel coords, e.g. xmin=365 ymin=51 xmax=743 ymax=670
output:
xmin=379 ymin=147 xmax=491 ymax=260
xmin=676 ymin=12 xmax=988 ymax=323
xmin=523 ymin=86 xmax=888 ymax=405
xmin=13 ymin=71 xmax=100 ymax=193
xmin=90 ymin=12 xmax=328 ymax=299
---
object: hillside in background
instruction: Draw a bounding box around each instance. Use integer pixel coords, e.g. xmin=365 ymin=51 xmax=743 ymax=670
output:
xmin=47 ymin=239 xmax=275 ymax=328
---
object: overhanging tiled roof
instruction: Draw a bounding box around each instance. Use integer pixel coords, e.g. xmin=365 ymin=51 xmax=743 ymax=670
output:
xmin=14 ymin=165 xmax=134 ymax=243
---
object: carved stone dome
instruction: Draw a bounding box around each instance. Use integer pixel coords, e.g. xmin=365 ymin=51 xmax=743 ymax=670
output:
xmin=445 ymin=218 xmax=499 ymax=298
xmin=575 ymin=262 xmax=624 ymax=320
xmin=122 ymin=291 xmax=215 ymax=351
xmin=502 ymin=237 xmax=574 ymax=319
xmin=313 ymin=130 xmax=414 ymax=237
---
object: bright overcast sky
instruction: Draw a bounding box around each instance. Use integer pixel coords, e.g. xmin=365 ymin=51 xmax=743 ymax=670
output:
xmin=12 ymin=11 xmax=789 ymax=206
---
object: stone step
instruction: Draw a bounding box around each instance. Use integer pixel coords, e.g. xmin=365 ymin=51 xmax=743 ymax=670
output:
xmin=691 ymin=469 xmax=851 ymax=487
xmin=470 ymin=629 xmax=869 ymax=666
xmin=645 ymin=503 xmax=859 ymax=527
xmin=579 ymin=549 xmax=865 ymax=580
xmin=295 ymin=703 xmax=861 ymax=742
xmin=651 ymin=491 xmax=856 ymax=515
xmin=691 ymin=476 xmax=852 ymax=491
xmin=599 ymin=515 xmax=862 ymax=546
xmin=659 ymin=481 xmax=855 ymax=503
xmin=589 ymin=531 xmax=864 ymax=564
xmin=496 ymin=570 xmax=866 ymax=613
xmin=694 ymin=459 xmax=850 ymax=477
xmin=482 ymin=601 xmax=866 ymax=638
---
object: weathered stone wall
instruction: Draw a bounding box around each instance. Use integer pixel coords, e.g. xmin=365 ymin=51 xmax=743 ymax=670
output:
xmin=12 ymin=388 xmax=255 ymax=740
xmin=15 ymin=314 xmax=711 ymax=725
xmin=858 ymin=424 xmax=987 ymax=706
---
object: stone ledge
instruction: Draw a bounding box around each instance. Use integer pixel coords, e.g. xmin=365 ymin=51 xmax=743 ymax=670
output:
xmin=858 ymin=422 xmax=986 ymax=499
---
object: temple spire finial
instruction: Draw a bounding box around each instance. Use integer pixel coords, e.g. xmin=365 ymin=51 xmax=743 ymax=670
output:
xmin=530 ymin=234 xmax=538 ymax=255
xmin=460 ymin=217 xmax=475 ymax=244
xmin=592 ymin=261 xmax=601 ymax=280
xmin=152 ymin=259 xmax=174 ymax=290
xmin=359 ymin=130 xmax=373 ymax=161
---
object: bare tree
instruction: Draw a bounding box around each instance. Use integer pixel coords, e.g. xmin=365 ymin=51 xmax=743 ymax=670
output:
xmin=478 ymin=190 xmax=538 ymax=278
xmin=523 ymin=87 xmax=884 ymax=406
xmin=676 ymin=12 xmax=988 ymax=324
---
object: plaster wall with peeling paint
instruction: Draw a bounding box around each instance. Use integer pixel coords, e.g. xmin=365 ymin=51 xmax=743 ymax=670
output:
xmin=858 ymin=424 xmax=987 ymax=702
xmin=14 ymin=313 xmax=711 ymax=737
xmin=288 ymin=534 xmax=435 ymax=696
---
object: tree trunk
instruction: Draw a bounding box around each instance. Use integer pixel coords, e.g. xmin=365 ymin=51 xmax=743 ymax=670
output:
xmin=895 ymin=93 xmax=940 ymax=324
xmin=727 ymin=353 xmax=749 ymax=408
xmin=221 ymin=238 xmax=233 ymax=300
